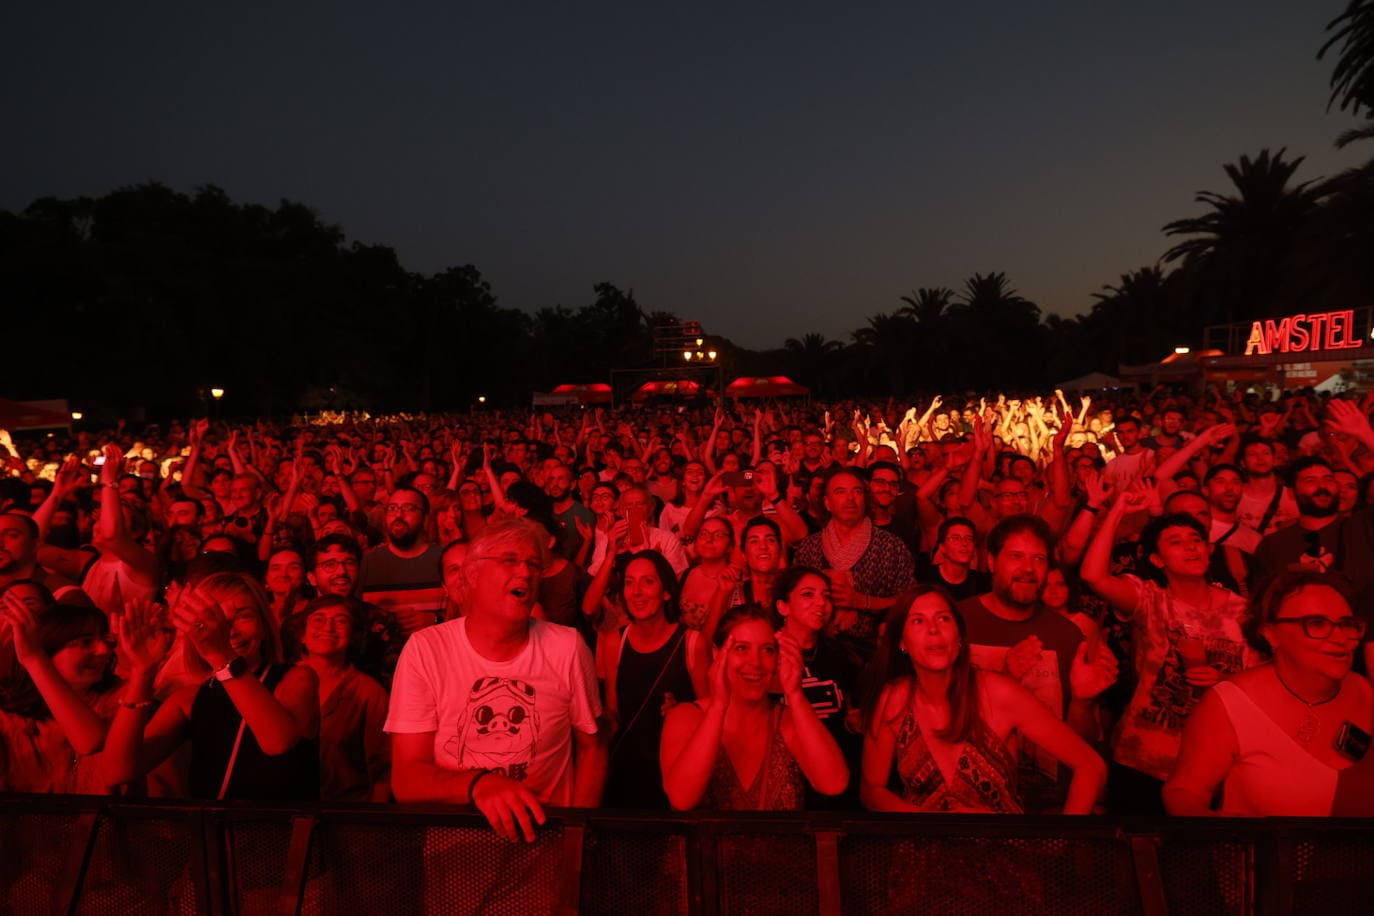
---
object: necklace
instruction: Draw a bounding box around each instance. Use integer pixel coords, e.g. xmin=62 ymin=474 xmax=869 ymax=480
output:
xmin=1274 ymin=665 xmax=1340 ymax=744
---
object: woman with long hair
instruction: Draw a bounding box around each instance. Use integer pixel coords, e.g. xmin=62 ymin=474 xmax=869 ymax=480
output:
xmin=102 ymin=571 xmax=320 ymax=800
xmin=603 ymin=550 xmax=709 ymax=808
xmin=859 ymin=586 xmax=1104 ymax=814
xmin=660 ymin=603 xmax=848 ymax=810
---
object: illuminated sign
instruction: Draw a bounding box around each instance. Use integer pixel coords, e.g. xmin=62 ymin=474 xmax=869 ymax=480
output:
xmin=1243 ymin=310 xmax=1364 ymax=356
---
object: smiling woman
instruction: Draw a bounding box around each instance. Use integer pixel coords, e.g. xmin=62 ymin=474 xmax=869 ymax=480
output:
xmin=1165 ymin=570 xmax=1374 ymax=816
xmin=659 ymin=603 xmax=849 ymax=811
xmin=100 ymin=572 xmax=321 ymax=800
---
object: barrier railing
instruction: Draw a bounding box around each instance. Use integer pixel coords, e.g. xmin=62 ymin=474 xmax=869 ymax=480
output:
xmin=2 ymin=794 xmax=1371 ymax=915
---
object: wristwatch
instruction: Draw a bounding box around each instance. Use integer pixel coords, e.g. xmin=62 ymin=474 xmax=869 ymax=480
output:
xmin=213 ymin=655 xmax=249 ymax=682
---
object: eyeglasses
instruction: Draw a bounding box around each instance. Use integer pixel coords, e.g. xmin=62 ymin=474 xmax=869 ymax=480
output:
xmin=315 ymin=558 xmax=359 ymax=571
xmin=384 ymin=504 xmax=424 ymax=515
xmin=1270 ymin=616 xmax=1367 ymax=639
xmin=473 ymin=554 xmax=543 ymax=574
xmin=943 ymin=534 xmax=976 ymax=545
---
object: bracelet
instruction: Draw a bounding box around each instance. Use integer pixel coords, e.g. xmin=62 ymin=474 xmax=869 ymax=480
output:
xmin=1082 ymin=505 xmax=1101 ymax=515
xmin=119 ymin=699 xmax=156 ymax=710
xmin=468 ymin=768 xmax=495 ymax=799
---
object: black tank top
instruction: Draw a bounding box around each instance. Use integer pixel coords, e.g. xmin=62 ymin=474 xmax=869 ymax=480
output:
xmin=606 ymin=625 xmax=696 ymax=809
xmin=188 ymin=663 xmax=319 ymax=801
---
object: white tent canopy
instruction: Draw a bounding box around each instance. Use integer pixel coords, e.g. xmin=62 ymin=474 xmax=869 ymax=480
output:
xmin=1055 ymin=371 xmax=1122 ymax=391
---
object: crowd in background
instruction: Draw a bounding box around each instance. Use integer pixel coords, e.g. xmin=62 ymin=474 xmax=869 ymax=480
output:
xmin=3 ymin=385 xmax=1373 ymax=837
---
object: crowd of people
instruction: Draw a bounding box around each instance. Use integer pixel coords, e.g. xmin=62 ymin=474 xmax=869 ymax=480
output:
xmin=2 ymin=386 xmax=1373 ymax=840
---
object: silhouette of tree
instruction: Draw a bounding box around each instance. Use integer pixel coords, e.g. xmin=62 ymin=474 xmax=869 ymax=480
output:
xmin=1321 ymin=0 xmax=1374 ymax=119
xmin=1162 ymin=149 xmax=1323 ymax=324
xmin=784 ymin=332 xmax=843 ymax=391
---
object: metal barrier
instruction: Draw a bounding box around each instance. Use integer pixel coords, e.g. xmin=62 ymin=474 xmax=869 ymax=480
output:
xmin=2 ymin=794 xmax=1371 ymax=915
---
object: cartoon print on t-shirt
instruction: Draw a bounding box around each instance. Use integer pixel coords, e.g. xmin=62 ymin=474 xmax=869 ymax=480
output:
xmin=445 ymin=676 xmax=540 ymax=781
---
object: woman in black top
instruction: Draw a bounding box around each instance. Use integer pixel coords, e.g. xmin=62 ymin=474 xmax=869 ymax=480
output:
xmin=602 ymin=550 xmax=709 ymax=808
xmin=104 ymin=572 xmax=319 ymax=800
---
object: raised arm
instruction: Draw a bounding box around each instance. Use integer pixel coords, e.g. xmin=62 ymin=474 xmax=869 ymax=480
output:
xmin=1 ymin=591 xmax=110 ymax=754
xmin=173 ymin=588 xmax=318 ymax=755
xmin=659 ymin=646 xmax=730 ymax=810
xmin=1078 ymin=482 xmax=1148 ymax=613
xmin=93 ymin=445 xmax=160 ymax=585
xmin=776 ymin=632 xmax=848 ymax=795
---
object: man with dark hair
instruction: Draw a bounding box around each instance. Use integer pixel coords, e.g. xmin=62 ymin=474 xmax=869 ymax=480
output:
xmin=957 ymin=514 xmax=1118 ymax=812
xmin=1102 ymin=415 xmax=1155 ymax=493
xmin=359 ymin=484 xmax=443 ymax=634
xmin=1237 ymin=436 xmax=1297 ymax=535
xmin=867 ymin=461 xmax=921 ymax=560
xmin=0 ymin=511 xmax=87 ymax=604
xmin=309 ymin=533 xmax=403 ymax=686
xmin=543 ymin=462 xmax=593 ymax=563
xmin=1249 ymin=456 xmax=1342 ymax=593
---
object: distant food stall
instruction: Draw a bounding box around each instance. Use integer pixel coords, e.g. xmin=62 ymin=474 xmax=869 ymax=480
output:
xmin=724 ymin=376 xmax=811 ymax=399
xmin=0 ymin=398 xmax=73 ymax=431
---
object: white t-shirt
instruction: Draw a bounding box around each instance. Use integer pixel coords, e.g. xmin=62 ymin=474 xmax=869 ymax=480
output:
xmin=384 ymin=618 xmax=601 ymax=805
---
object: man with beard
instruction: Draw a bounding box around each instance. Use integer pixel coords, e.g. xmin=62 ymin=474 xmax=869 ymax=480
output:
xmin=359 ymin=485 xmax=444 ymax=635
xmin=309 ymin=533 xmax=403 ymax=687
xmin=542 ymin=463 xmax=593 ymax=564
xmin=1249 ymin=457 xmax=1343 ymax=593
xmin=793 ymin=468 xmax=914 ymax=664
xmin=957 ymin=514 xmax=1118 ymax=812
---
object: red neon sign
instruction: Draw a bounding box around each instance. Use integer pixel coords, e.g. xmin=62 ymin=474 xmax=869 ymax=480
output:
xmin=1243 ymin=310 xmax=1364 ymax=356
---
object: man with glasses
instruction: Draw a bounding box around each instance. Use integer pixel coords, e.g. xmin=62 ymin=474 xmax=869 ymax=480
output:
xmin=359 ymin=484 xmax=444 ymax=634
xmin=310 ymin=533 xmax=403 ymax=686
xmin=867 ymin=461 xmax=921 ymax=560
xmin=387 ymin=517 xmax=605 ymax=872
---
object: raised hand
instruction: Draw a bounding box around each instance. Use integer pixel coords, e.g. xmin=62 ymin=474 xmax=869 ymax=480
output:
xmin=116 ymin=597 xmax=174 ymax=676
xmin=1070 ymin=641 xmax=1119 ymax=699
xmin=1 ymin=589 xmax=45 ymax=667
xmin=170 ymin=587 xmax=235 ymax=668
xmin=775 ymin=630 xmax=805 ymax=699
xmin=1004 ymin=635 xmax=1044 ymax=680
xmin=99 ymin=443 xmax=125 ymax=487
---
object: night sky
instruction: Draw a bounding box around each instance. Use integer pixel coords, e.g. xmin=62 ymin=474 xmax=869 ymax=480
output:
xmin=4 ymin=2 xmax=1366 ymax=349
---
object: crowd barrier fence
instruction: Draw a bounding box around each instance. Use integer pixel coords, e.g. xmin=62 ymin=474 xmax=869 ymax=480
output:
xmin=2 ymin=794 xmax=1371 ymax=915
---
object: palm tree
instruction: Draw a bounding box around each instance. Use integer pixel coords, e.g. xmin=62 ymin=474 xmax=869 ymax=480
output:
xmin=1162 ymin=149 xmax=1323 ymax=324
xmin=1320 ymin=0 xmax=1374 ymax=119
xmin=947 ymin=273 xmax=1045 ymax=389
xmin=851 ymin=312 xmax=917 ymax=395
xmin=784 ymin=332 xmax=842 ymax=391
xmin=897 ymin=287 xmax=954 ymax=390
xmin=898 ymin=287 xmax=954 ymax=326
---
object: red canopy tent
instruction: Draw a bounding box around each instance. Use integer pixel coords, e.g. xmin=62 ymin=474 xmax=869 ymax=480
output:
xmin=725 ymin=376 xmax=810 ymax=399
xmin=0 ymin=398 xmax=72 ymax=430
xmin=549 ymin=383 xmax=613 ymax=404
xmin=630 ymin=379 xmax=701 ymax=401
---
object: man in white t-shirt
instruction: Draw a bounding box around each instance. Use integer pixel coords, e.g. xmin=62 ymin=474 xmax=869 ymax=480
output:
xmin=386 ymin=517 xmax=607 ymax=842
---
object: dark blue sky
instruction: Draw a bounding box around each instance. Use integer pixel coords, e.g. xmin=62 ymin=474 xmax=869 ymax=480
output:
xmin=4 ymin=2 xmax=1365 ymax=348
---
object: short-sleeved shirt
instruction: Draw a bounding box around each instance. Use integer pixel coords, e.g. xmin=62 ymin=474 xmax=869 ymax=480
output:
xmin=384 ymin=618 xmax=601 ymax=805
xmin=1107 ymin=576 xmax=1253 ymax=781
